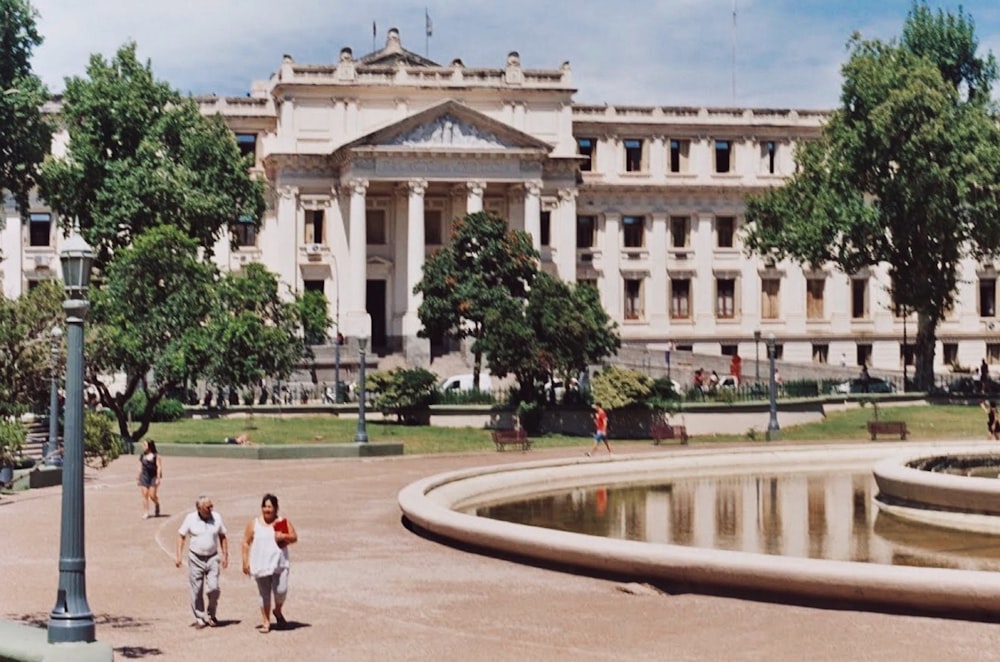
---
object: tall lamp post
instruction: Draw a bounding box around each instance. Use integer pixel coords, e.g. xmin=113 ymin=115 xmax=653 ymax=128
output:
xmin=354 ymin=334 xmax=369 ymax=443
xmin=46 ymin=325 xmax=63 ymax=463
xmin=766 ymin=332 xmax=781 ymax=441
xmin=753 ymin=329 xmax=761 ymax=385
xmin=48 ymin=231 xmax=96 ymax=643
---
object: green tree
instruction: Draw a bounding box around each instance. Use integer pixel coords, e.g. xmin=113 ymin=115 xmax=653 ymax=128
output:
xmin=415 ymin=211 xmax=538 ymax=388
xmin=0 ymin=280 xmax=63 ymax=416
xmin=299 ymin=289 xmax=333 ymax=345
xmin=743 ymin=2 xmax=1000 ymax=389
xmin=86 ymin=227 xmax=305 ymax=446
xmin=590 ymin=365 xmax=653 ymax=411
xmin=38 ymin=41 xmax=265 ymax=268
xmin=0 ymin=0 xmax=53 ymax=233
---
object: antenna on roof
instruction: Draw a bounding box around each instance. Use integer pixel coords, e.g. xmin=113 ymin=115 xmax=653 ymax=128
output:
xmin=425 ymin=8 xmax=433 ymax=58
xmin=372 ymin=20 xmax=377 ymax=53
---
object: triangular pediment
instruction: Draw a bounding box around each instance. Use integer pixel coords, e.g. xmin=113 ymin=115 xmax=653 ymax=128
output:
xmin=340 ymin=100 xmax=553 ymax=154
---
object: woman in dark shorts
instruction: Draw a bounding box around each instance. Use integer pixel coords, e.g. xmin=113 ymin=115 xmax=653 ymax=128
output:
xmin=137 ymin=439 xmax=163 ymax=519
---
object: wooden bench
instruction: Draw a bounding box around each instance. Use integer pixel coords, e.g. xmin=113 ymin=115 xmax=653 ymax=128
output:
xmin=866 ymin=420 xmax=908 ymax=440
xmin=491 ymin=428 xmax=532 ymax=452
xmin=651 ymin=422 xmax=689 ymax=445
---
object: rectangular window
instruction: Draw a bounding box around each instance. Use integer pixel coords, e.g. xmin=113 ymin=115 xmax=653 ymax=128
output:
xmin=304 ymin=209 xmax=324 ymax=244
xmin=624 ymin=139 xmax=644 ymax=172
xmin=716 ymin=216 xmax=735 ymax=248
xmin=806 ymin=279 xmax=825 ymax=319
xmin=669 ymin=139 xmax=689 ymax=173
xmin=366 ymin=209 xmax=386 ymax=245
xmin=540 ymin=211 xmax=551 ymax=247
xmin=761 ymin=141 xmax=777 ymax=174
xmin=852 ymin=279 xmax=869 ymax=319
xmin=857 ymin=344 xmax=872 ymax=368
xmin=577 ymin=137 xmax=594 ymax=172
xmin=980 ymin=278 xmax=996 ymax=317
xmin=988 ymin=344 xmax=1000 ymax=364
xmin=812 ymin=344 xmax=829 ymax=364
xmin=236 ymin=214 xmax=257 ymax=247
xmin=715 ymin=140 xmax=732 ymax=173
xmin=716 ymin=278 xmax=736 ymax=319
xmin=425 ymin=209 xmax=443 ymax=245
xmin=622 ymin=215 xmax=644 ymax=248
xmin=303 ymin=279 xmax=325 ymax=294
xmin=235 ymin=133 xmax=257 ymax=161
xmin=761 ymin=278 xmax=780 ymax=319
xmin=624 ymin=279 xmax=644 ymax=320
xmin=29 ymin=212 xmax=52 ymax=247
xmin=943 ymin=343 xmax=959 ymax=366
xmin=670 ymin=278 xmax=691 ymax=319
xmin=670 ymin=216 xmax=689 ymax=248
xmin=576 ymin=215 xmax=596 ymax=248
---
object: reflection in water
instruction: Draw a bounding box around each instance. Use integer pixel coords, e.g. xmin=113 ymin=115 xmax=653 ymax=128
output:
xmin=474 ymin=472 xmax=1000 ymax=571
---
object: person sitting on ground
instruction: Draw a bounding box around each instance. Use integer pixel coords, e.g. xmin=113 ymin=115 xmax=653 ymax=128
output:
xmin=225 ymin=434 xmax=254 ymax=446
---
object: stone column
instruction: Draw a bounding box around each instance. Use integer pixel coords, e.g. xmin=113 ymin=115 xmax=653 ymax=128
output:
xmin=274 ymin=185 xmax=299 ymax=298
xmin=602 ymin=213 xmax=622 ymax=321
xmin=404 ymin=179 xmax=430 ymax=365
xmin=523 ymin=180 xmax=542 ymax=251
xmin=648 ymin=212 xmax=668 ymax=326
xmin=694 ymin=212 xmax=715 ymax=327
xmin=467 ymin=180 xmax=486 ymax=214
xmin=555 ymin=188 xmax=578 ymax=282
xmin=347 ymin=178 xmax=369 ymax=328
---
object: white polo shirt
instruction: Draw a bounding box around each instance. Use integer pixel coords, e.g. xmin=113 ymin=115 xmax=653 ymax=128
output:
xmin=178 ymin=510 xmax=227 ymax=556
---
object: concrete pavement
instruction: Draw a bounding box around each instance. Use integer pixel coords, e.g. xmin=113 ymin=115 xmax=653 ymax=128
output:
xmin=1 ymin=441 xmax=999 ymax=661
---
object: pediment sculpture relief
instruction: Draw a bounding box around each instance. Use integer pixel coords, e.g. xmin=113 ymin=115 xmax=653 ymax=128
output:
xmin=389 ymin=114 xmax=512 ymax=149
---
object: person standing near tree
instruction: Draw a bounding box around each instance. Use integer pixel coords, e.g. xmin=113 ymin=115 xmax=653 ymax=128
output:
xmin=981 ymin=359 xmax=990 ymax=394
xmin=586 ymin=402 xmax=611 ymax=456
xmin=860 ymin=365 xmax=871 ymax=393
xmin=137 ymin=439 xmax=162 ymax=519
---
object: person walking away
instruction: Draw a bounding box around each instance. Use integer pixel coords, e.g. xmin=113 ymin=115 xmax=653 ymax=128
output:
xmin=860 ymin=365 xmax=871 ymax=393
xmin=137 ymin=439 xmax=162 ymax=519
xmin=586 ymin=402 xmax=611 ymax=456
xmin=242 ymin=493 xmax=298 ymax=633
xmin=981 ymin=359 xmax=990 ymax=394
xmin=176 ymin=496 xmax=229 ymax=628
xmin=981 ymin=401 xmax=1000 ymax=440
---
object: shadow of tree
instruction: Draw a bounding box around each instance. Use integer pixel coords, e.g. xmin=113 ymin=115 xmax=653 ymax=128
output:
xmin=116 ymin=645 xmax=163 ymax=658
xmin=11 ymin=611 xmax=152 ymax=629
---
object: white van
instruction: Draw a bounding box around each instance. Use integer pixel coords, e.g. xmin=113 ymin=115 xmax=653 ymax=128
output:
xmin=438 ymin=373 xmax=493 ymax=392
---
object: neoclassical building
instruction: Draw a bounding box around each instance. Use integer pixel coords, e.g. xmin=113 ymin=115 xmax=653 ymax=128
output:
xmin=3 ymin=28 xmax=998 ymax=374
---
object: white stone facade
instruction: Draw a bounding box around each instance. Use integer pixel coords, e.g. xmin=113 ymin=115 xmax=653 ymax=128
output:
xmin=3 ymin=28 xmax=997 ymax=375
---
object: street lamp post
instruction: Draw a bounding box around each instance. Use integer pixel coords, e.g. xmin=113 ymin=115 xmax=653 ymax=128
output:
xmin=48 ymin=231 xmax=96 ymax=643
xmin=753 ymin=329 xmax=761 ymax=385
xmin=766 ymin=332 xmax=781 ymax=441
xmin=46 ymin=325 xmax=63 ymax=463
xmin=354 ymin=335 xmax=369 ymax=443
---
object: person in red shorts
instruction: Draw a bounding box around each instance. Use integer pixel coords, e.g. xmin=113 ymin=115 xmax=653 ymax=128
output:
xmin=586 ymin=402 xmax=611 ymax=456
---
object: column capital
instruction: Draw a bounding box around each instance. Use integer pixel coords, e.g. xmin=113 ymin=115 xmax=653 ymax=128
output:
xmin=349 ymin=178 xmax=369 ymax=196
xmin=407 ymin=178 xmax=428 ymax=197
xmin=524 ymin=179 xmax=543 ymax=197
xmin=467 ymin=180 xmax=486 ymax=197
xmin=558 ymin=187 xmax=578 ymax=204
xmin=277 ymin=185 xmax=299 ymax=201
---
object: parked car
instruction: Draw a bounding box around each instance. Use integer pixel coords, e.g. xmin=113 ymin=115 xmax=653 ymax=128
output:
xmin=831 ymin=377 xmax=895 ymax=394
xmin=945 ymin=376 xmax=1000 ymax=396
xmin=438 ymin=373 xmax=493 ymax=392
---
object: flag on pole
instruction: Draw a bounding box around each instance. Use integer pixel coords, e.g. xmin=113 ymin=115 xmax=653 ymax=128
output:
xmin=425 ymin=9 xmax=433 ymax=37
xmin=372 ymin=21 xmax=377 ymax=39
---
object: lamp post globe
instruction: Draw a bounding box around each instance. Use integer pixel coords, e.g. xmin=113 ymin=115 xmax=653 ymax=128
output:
xmin=48 ymin=230 xmax=97 ymax=643
xmin=766 ymin=333 xmax=781 ymax=441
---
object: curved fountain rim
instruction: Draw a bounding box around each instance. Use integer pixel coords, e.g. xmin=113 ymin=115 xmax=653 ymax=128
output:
xmin=399 ymin=441 xmax=1000 ymax=617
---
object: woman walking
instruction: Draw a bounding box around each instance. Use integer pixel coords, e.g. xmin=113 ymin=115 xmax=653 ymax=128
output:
xmin=137 ymin=439 xmax=162 ymax=519
xmin=241 ymin=493 xmax=298 ymax=633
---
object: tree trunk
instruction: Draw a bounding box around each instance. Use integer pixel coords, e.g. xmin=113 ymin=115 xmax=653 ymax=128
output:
xmin=914 ymin=312 xmax=938 ymax=391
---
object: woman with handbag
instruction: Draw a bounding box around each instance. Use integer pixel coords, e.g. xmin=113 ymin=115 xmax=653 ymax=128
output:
xmin=241 ymin=493 xmax=298 ymax=632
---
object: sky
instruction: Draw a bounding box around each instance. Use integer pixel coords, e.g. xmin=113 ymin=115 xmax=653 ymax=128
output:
xmin=25 ymin=0 xmax=1000 ymax=111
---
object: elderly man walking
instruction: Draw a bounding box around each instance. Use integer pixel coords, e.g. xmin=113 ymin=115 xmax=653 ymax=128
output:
xmin=175 ymin=495 xmax=229 ymax=628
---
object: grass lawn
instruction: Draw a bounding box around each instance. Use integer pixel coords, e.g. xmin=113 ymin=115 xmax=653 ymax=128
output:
xmin=144 ymin=403 xmax=989 ymax=455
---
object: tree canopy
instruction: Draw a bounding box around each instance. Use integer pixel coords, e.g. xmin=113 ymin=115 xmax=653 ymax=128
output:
xmin=38 ymin=41 xmax=265 ymax=269
xmin=0 ymin=0 xmax=52 ymax=231
xmin=743 ymin=2 xmax=1000 ymax=389
xmin=0 ymin=280 xmax=62 ymax=416
xmin=87 ymin=226 xmax=305 ymax=444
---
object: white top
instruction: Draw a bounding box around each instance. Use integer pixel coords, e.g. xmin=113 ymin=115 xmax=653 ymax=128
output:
xmin=178 ymin=511 xmax=227 ymax=556
xmin=249 ymin=517 xmax=289 ymax=577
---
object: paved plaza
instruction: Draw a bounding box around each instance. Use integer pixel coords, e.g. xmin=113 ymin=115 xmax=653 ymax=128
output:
xmin=1 ymin=441 xmax=999 ymax=661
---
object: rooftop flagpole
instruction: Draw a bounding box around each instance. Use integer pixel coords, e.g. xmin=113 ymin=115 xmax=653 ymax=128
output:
xmin=372 ymin=20 xmax=376 ymax=53
xmin=425 ymin=8 xmax=432 ymax=58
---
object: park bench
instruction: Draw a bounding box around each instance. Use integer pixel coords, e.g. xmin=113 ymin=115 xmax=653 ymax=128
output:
xmin=866 ymin=420 xmax=908 ymax=441
xmin=491 ymin=428 xmax=532 ymax=452
xmin=651 ymin=422 xmax=689 ymax=445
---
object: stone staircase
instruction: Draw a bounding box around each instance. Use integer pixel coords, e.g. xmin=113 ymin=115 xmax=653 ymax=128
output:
xmin=22 ymin=421 xmax=48 ymax=463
